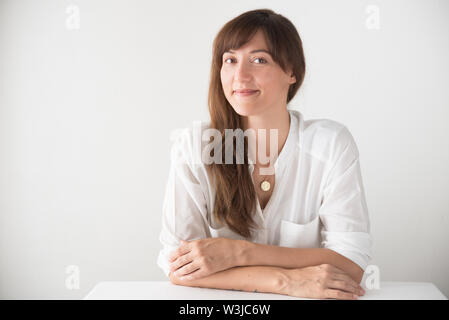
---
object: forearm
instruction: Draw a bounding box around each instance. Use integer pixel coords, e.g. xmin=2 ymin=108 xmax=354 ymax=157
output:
xmin=239 ymin=241 xmax=364 ymax=283
xmin=169 ymin=265 xmax=287 ymax=295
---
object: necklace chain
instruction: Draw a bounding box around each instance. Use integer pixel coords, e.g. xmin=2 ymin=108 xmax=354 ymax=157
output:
xmin=253 ymin=164 xmax=274 ymax=192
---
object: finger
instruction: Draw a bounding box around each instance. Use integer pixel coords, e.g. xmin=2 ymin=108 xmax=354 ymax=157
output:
xmin=175 ymin=261 xmax=200 ymax=278
xmin=169 ymin=242 xmax=191 ymax=262
xmin=170 ymin=252 xmax=194 ymax=272
xmin=183 ymin=268 xmax=209 ymax=281
xmin=326 ymin=265 xmax=363 ymax=290
xmin=169 ymin=244 xmax=189 ymax=262
xmin=332 ymin=273 xmax=364 ymax=292
xmin=324 ymin=288 xmax=358 ymax=300
xmin=180 ymin=268 xmax=202 ymax=281
xmin=327 ymin=279 xmax=360 ymax=296
xmin=326 ymin=264 xmax=348 ymax=275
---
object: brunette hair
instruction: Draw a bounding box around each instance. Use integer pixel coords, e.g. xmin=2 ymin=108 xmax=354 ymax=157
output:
xmin=206 ymin=9 xmax=306 ymax=238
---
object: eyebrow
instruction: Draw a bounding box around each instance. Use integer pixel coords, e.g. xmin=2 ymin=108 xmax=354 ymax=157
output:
xmin=224 ymin=49 xmax=272 ymax=55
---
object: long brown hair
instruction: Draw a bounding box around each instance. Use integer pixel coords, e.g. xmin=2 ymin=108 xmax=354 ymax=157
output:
xmin=206 ymin=9 xmax=306 ymax=239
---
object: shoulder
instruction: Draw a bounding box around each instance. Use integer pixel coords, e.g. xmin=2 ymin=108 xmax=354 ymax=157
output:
xmin=169 ymin=120 xmax=211 ymax=168
xmin=301 ymin=117 xmax=358 ymax=163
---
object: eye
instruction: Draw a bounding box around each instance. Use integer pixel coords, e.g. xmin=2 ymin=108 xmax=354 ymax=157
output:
xmin=253 ymin=57 xmax=267 ymax=64
xmin=223 ymin=57 xmax=267 ymax=64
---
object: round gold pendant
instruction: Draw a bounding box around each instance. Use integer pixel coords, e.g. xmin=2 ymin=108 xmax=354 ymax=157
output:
xmin=260 ymin=180 xmax=271 ymax=192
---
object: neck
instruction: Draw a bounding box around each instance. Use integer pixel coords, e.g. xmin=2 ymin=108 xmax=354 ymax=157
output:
xmin=242 ymin=106 xmax=290 ymax=167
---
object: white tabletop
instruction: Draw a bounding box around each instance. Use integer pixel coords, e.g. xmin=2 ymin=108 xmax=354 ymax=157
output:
xmin=84 ymin=281 xmax=447 ymax=300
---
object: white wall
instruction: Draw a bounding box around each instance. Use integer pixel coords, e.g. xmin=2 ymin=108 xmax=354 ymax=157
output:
xmin=1 ymin=0 xmax=448 ymax=299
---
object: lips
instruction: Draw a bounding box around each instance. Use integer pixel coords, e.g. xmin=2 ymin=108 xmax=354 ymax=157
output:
xmin=233 ymin=89 xmax=260 ymax=97
xmin=234 ymin=89 xmax=259 ymax=98
xmin=234 ymin=89 xmax=258 ymax=93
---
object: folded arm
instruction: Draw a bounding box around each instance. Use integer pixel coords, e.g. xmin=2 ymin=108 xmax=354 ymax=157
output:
xmin=169 ymin=259 xmax=365 ymax=300
xmin=168 ymin=238 xmax=365 ymax=284
xmin=169 ymin=265 xmax=286 ymax=295
xmin=238 ymin=241 xmax=364 ymax=284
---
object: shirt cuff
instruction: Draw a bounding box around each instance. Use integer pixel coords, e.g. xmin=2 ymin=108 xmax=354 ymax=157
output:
xmin=320 ymin=230 xmax=372 ymax=271
xmin=157 ymin=246 xmax=177 ymax=278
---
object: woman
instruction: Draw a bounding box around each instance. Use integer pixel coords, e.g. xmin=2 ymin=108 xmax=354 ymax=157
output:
xmin=157 ymin=8 xmax=372 ymax=300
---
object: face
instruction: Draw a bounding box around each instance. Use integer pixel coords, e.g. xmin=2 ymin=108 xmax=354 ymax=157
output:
xmin=220 ymin=29 xmax=296 ymax=117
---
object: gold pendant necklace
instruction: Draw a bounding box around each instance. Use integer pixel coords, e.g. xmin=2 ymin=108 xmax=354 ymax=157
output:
xmin=253 ymin=163 xmax=272 ymax=192
xmin=260 ymin=180 xmax=271 ymax=192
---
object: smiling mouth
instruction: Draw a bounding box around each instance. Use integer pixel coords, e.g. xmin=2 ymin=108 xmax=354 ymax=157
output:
xmin=233 ymin=90 xmax=260 ymax=97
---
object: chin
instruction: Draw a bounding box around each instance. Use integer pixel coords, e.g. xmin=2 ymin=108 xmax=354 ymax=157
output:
xmin=230 ymin=104 xmax=261 ymax=117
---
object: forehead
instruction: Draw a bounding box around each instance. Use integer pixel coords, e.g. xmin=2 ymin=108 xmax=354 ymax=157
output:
xmin=225 ymin=29 xmax=270 ymax=54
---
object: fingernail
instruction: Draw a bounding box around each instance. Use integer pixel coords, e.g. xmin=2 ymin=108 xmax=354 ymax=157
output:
xmin=353 ymin=294 xmax=358 ymax=299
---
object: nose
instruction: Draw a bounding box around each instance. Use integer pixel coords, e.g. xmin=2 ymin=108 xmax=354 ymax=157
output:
xmin=234 ymin=60 xmax=252 ymax=82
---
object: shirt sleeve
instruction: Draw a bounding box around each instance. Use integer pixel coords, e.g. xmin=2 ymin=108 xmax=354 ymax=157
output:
xmin=156 ymin=128 xmax=209 ymax=278
xmin=319 ymin=126 xmax=373 ymax=271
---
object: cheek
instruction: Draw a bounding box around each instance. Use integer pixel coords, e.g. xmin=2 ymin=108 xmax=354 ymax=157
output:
xmin=220 ymin=73 xmax=233 ymax=98
xmin=220 ymin=69 xmax=231 ymax=86
xmin=261 ymin=72 xmax=284 ymax=92
xmin=254 ymin=70 xmax=273 ymax=87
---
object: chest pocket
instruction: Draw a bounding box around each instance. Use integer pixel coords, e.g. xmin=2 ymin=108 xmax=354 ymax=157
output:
xmin=279 ymin=215 xmax=322 ymax=248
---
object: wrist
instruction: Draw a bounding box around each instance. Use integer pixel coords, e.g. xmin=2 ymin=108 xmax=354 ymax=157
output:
xmin=275 ymin=268 xmax=292 ymax=295
xmin=234 ymin=239 xmax=256 ymax=266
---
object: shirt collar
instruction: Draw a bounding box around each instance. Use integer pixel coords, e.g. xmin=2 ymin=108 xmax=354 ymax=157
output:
xmin=248 ymin=108 xmax=301 ymax=175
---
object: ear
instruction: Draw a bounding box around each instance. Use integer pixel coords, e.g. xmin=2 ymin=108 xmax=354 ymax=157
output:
xmin=290 ymin=73 xmax=296 ymax=84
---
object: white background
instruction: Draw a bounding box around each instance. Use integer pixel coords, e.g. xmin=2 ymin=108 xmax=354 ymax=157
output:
xmin=0 ymin=0 xmax=448 ymax=299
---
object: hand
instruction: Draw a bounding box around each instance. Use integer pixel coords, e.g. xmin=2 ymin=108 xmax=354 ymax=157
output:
xmin=279 ymin=264 xmax=366 ymax=300
xmin=169 ymin=238 xmax=241 ymax=281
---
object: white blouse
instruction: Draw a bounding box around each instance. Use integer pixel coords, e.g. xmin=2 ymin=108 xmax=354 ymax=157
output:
xmin=157 ymin=109 xmax=372 ymax=278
